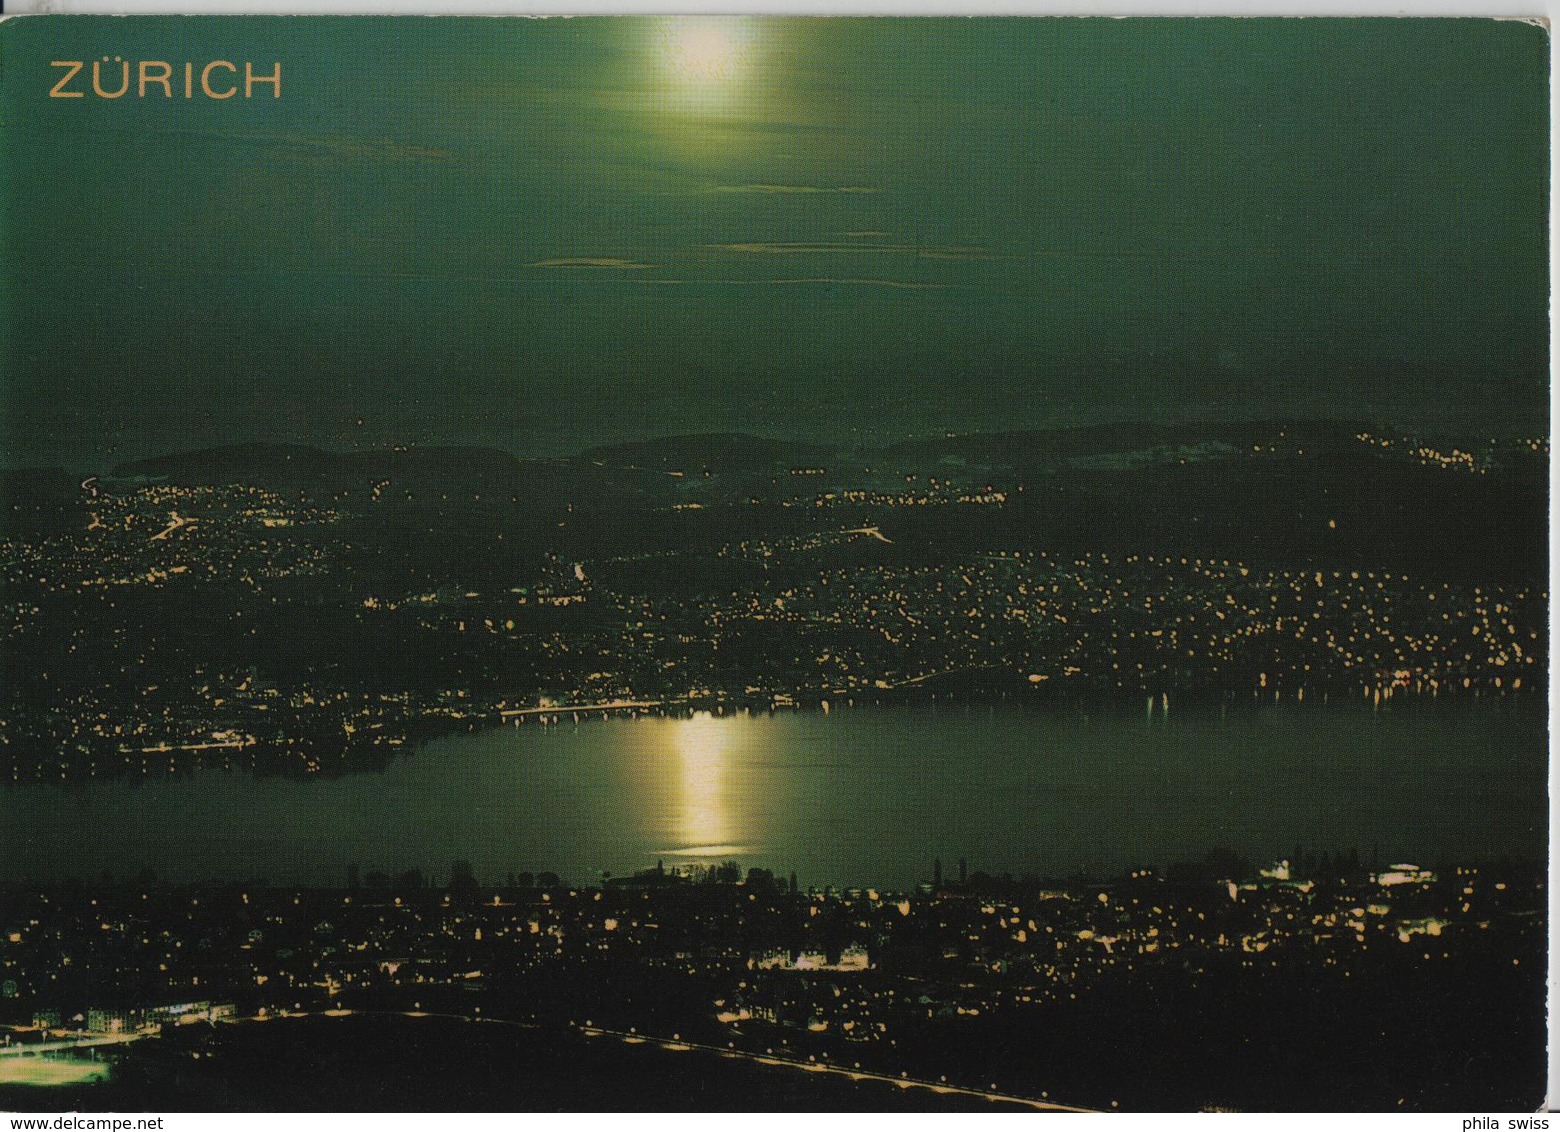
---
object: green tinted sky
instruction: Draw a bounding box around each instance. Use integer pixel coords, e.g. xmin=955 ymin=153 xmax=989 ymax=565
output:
xmin=2 ymin=16 xmax=1549 ymax=466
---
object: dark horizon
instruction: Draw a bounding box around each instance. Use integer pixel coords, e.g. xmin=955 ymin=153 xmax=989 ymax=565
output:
xmin=3 ymin=411 xmax=1551 ymax=477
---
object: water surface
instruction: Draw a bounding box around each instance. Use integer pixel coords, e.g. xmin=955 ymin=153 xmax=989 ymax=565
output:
xmin=1 ymin=701 xmax=1544 ymax=888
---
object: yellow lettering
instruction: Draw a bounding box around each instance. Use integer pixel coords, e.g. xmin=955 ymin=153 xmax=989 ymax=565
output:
xmin=245 ymin=61 xmax=281 ymax=99
xmin=91 ymin=57 xmax=130 ymax=99
xmin=49 ymin=60 xmax=85 ymax=98
xmin=201 ymin=60 xmax=237 ymax=100
xmin=138 ymin=60 xmax=173 ymax=98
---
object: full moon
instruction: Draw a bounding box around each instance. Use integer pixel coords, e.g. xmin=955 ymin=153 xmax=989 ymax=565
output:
xmin=660 ymin=18 xmax=754 ymax=87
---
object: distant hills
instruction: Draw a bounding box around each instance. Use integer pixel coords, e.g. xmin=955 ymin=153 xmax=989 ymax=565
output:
xmin=100 ymin=419 xmax=1501 ymax=483
xmin=117 ymin=442 xmax=528 ymax=485
xmin=582 ymin=432 xmax=836 ymax=475
xmin=0 ymin=422 xmax=1538 ymax=587
xmin=107 ymin=442 xmax=674 ymax=506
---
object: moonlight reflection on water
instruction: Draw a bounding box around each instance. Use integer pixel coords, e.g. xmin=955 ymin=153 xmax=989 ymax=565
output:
xmin=0 ymin=702 xmax=1545 ymax=888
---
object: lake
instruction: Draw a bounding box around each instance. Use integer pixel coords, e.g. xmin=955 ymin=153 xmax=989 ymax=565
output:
xmin=1 ymin=700 xmax=1545 ymax=888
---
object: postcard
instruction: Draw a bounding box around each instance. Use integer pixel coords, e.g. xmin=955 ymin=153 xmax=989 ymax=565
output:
xmin=0 ymin=14 xmax=1549 ymax=1113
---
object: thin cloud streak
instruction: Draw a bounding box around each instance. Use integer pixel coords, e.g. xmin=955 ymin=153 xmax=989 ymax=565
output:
xmin=728 ymin=277 xmax=946 ymax=290
xmin=706 ymin=184 xmax=880 ymax=195
xmin=158 ymin=126 xmax=454 ymax=163
xmin=705 ymin=241 xmax=996 ymax=261
xmin=530 ymin=257 xmax=658 ymax=269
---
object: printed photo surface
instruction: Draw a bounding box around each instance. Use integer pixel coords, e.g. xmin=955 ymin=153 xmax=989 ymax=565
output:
xmin=0 ymin=15 xmax=1549 ymax=1112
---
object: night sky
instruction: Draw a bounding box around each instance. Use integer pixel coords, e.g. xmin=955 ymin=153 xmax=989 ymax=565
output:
xmin=2 ymin=16 xmax=1549 ymax=469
